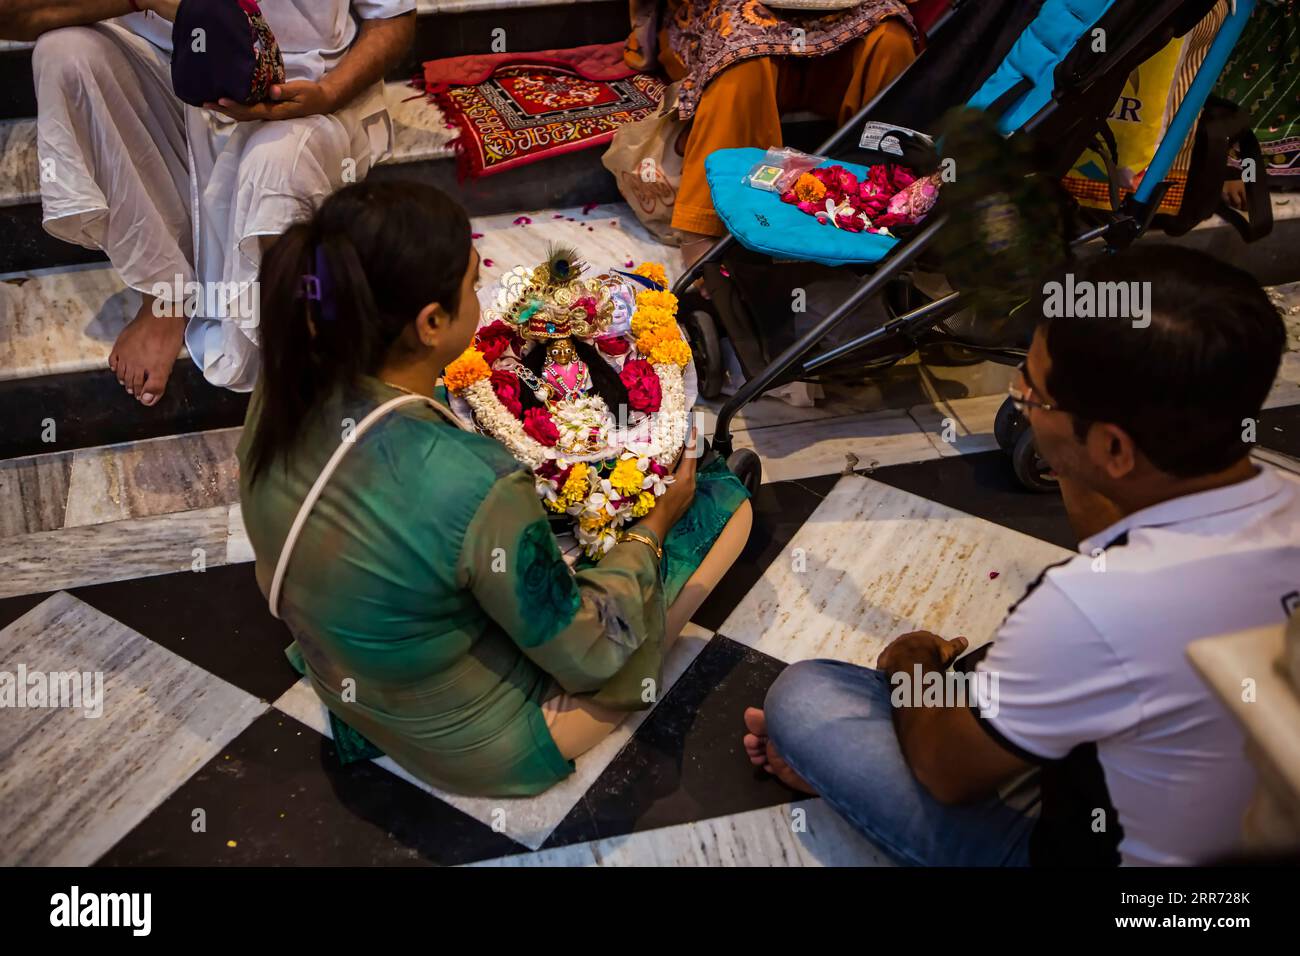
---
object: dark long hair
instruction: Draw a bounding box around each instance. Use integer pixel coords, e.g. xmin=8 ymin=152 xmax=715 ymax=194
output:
xmin=246 ymin=181 xmax=471 ymax=482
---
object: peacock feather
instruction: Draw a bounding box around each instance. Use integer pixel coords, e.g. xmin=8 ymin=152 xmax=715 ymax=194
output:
xmin=542 ymin=243 xmax=585 ymax=286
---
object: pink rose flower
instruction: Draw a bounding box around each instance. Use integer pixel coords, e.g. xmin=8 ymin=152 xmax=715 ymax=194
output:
xmin=619 ymin=358 xmax=662 ymax=414
xmin=522 ymin=408 xmax=560 ymax=446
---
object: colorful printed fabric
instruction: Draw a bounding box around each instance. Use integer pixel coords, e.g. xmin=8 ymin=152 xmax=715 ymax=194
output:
xmin=625 ymin=0 xmax=914 ymax=120
xmin=1214 ymin=0 xmax=1300 ymax=184
xmin=429 ymin=64 xmax=666 ymax=178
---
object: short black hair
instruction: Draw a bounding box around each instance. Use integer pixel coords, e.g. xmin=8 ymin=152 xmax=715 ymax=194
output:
xmin=1034 ymin=244 xmax=1285 ymax=478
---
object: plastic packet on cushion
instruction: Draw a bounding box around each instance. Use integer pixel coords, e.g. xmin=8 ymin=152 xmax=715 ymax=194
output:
xmin=744 ymin=147 xmax=825 ymax=192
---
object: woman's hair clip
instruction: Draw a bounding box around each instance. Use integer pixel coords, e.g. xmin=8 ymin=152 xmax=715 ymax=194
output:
xmin=297 ymin=245 xmax=337 ymax=322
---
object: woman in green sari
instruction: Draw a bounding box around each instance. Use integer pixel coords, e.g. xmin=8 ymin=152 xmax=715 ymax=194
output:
xmin=238 ymin=181 xmax=751 ymax=797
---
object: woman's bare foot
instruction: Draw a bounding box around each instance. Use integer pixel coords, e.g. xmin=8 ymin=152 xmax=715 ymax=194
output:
xmin=743 ymin=706 xmax=818 ymax=795
xmin=109 ymin=295 xmax=185 ymax=406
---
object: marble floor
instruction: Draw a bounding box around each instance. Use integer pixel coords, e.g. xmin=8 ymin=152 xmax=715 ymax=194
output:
xmin=4 ymin=416 xmax=1298 ymax=866
xmin=2 ymin=204 xmax=1299 ymax=866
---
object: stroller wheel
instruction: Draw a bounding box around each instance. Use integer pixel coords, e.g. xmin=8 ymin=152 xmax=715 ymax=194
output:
xmin=726 ymin=448 xmax=762 ymax=496
xmin=684 ymin=309 xmax=724 ymax=400
xmin=1011 ymin=430 xmax=1059 ymax=494
xmin=993 ymin=396 xmax=1023 ymax=452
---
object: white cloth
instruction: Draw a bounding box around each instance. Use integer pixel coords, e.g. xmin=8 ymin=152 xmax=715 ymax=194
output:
xmin=34 ymin=0 xmax=416 ymax=391
xmin=976 ymin=466 xmax=1300 ymax=865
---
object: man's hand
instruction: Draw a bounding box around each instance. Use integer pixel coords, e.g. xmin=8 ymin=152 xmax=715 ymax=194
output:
xmin=139 ymin=0 xmax=178 ymax=20
xmin=203 ymin=11 xmax=415 ymax=124
xmin=205 ymin=81 xmax=336 ymax=123
xmin=877 ymin=629 xmax=968 ymax=673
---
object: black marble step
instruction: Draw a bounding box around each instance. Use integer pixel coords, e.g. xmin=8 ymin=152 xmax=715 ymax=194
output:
xmin=0 ymin=360 xmax=250 ymax=461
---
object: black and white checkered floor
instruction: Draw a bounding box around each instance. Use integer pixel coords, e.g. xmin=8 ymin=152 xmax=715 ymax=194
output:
xmin=4 ymin=401 xmax=1298 ymax=867
xmin=2 ymin=203 xmax=1298 ymax=867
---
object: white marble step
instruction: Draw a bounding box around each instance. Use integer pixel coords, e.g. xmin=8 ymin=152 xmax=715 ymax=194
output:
xmin=0 ymin=81 xmax=457 ymax=209
xmin=0 ymin=201 xmax=677 ymax=383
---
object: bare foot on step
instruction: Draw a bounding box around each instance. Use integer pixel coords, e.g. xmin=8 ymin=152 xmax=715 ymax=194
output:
xmin=743 ymin=706 xmax=818 ymax=795
xmin=108 ymin=295 xmax=185 ymax=406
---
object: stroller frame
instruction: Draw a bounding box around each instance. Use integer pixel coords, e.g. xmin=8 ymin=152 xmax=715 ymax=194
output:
xmin=672 ymin=0 xmax=1259 ymax=467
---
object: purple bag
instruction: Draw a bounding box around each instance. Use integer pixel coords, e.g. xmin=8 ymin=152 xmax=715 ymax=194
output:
xmin=170 ymin=0 xmax=286 ymax=108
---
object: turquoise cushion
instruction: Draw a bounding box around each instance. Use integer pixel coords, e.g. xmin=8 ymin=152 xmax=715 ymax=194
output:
xmin=967 ymin=0 xmax=1115 ymax=133
xmin=704 ymin=148 xmax=900 ymax=267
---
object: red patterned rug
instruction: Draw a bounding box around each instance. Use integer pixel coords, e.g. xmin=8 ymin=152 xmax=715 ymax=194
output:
xmin=426 ymin=60 xmax=666 ymax=179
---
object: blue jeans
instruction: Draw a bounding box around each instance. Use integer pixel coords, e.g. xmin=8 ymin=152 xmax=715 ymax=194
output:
xmin=764 ymin=659 xmax=1040 ymax=866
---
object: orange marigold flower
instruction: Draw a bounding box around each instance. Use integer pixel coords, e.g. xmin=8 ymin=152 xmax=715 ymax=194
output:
xmin=794 ymin=172 xmax=827 ymax=204
xmin=444 ymin=347 xmax=490 ymax=392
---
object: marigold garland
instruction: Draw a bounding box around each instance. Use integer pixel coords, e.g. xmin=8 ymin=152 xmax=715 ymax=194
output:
xmin=649 ymin=337 xmax=692 ymax=368
xmin=444 ymin=348 xmax=490 ymax=391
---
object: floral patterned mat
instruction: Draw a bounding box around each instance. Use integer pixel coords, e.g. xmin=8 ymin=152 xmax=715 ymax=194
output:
xmin=429 ymin=64 xmax=666 ymax=178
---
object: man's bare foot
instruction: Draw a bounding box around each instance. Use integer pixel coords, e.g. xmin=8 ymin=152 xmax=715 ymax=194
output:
xmin=743 ymin=706 xmax=818 ymax=795
xmin=108 ymin=296 xmax=185 ymax=406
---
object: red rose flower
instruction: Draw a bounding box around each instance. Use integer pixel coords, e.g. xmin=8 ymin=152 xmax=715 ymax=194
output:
xmin=490 ymin=369 xmax=523 ymax=417
xmin=619 ymin=358 xmax=662 ymax=414
xmin=522 ymin=408 xmax=560 ymax=446
xmin=476 ymin=320 xmax=520 ymax=364
xmin=595 ymin=334 xmax=630 ymax=356
xmin=834 ymin=210 xmax=866 ymax=233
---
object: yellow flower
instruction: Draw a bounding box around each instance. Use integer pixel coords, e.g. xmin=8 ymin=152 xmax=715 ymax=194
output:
xmin=580 ymin=511 xmax=612 ymax=533
xmin=560 ymin=462 xmax=590 ymax=504
xmin=444 ymin=347 xmax=490 ymax=392
xmin=610 ymin=458 xmax=645 ymax=497
xmin=635 ymin=323 xmax=681 ymax=356
xmin=630 ymin=491 xmax=655 ymax=518
xmin=635 ymin=289 xmax=678 ymax=316
xmin=650 ymin=337 xmax=692 ymax=368
xmin=631 ymin=305 xmax=675 ymax=339
xmin=633 ymin=262 xmax=668 ymax=288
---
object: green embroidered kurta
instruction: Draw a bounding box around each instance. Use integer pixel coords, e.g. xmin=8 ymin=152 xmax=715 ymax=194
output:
xmin=237 ymin=377 xmax=746 ymax=797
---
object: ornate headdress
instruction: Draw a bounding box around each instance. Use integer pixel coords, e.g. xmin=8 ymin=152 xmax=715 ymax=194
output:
xmin=501 ymin=245 xmax=615 ymax=341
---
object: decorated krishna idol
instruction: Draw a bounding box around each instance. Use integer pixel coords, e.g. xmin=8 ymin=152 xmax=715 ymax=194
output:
xmin=445 ymin=247 xmax=694 ymax=557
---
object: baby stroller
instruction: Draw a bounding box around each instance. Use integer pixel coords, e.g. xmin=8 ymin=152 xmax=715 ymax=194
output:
xmin=678 ymin=0 xmax=1273 ymax=492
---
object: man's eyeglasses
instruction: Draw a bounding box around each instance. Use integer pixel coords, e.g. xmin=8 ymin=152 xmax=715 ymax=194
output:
xmin=1008 ymin=360 xmax=1060 ymax=414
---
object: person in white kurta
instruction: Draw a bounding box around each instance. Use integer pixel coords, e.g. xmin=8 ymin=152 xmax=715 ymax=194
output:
xmin=26 ymin=0 xmax=416 ymax=403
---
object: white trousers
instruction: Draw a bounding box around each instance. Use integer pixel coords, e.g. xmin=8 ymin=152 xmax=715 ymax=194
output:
xmin=34 ymin=21 xmax=391 ymax=391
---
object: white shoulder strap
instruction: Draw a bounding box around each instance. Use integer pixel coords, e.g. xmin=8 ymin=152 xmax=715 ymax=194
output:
xmin=267 ymin=392 xmax=471 ymax=619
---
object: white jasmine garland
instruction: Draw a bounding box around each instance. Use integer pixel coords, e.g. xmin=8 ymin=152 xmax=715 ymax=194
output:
xmin=463 ymin=378 xmax=549 ymax=469
xmin=651 ymin=361 xmax=689 ymax=468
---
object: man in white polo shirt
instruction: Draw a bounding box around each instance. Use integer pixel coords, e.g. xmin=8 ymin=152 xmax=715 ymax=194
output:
xmin=744 ymin=245 xmax=1299 ymax=866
